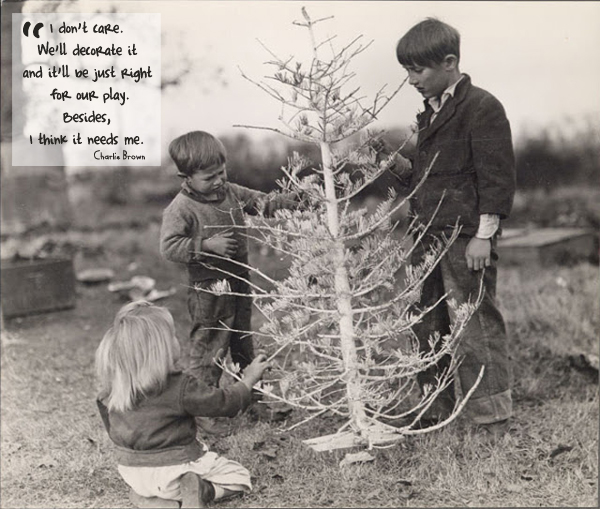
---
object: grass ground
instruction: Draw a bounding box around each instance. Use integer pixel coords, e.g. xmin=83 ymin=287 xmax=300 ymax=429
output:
xmin=1 ymin=220 xmax=598 ymax=508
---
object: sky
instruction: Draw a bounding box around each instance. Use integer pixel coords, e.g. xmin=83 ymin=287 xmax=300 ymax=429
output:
xmin=157 ymin=1 xmax=600 ymax=144
xmin=20 ymin=0 xmax=600 ymax=152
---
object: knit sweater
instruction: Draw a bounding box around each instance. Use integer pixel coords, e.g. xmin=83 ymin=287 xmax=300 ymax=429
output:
xmin=160 ymin=182 xmax=296 ymax=282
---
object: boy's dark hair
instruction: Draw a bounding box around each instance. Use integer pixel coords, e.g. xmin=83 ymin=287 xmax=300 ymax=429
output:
xmin=168 ymin=131 xmax=227 ymax=177
xmin=396 ymin=18 xmax=460 ymax=67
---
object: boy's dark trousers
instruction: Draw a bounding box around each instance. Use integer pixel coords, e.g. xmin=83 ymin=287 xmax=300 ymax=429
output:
xmin=186 ymin=273 xmax=254 ymax=387
xmin=411 ymin=235 xmax=512 ymax=424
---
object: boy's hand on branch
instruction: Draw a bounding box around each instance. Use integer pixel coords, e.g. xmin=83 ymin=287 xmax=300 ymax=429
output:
xmin=466 ymin=237 xmax=492 ymax=271
xmin=241 ymin=354 xmax=272 ymax=389
xmin=368 ymin=137 xmax=388 ymax=155
xmin=368 ymin=137 xmax=412 ymax=178
xmin=388 ymin=153 xmax=412 ymax=178
xmin=202 ymin=232 xmax=238 ymax=258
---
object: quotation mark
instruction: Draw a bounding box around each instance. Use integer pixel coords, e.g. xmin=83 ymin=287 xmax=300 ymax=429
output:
xmin=23 ymin=21 xmax=44 ymax=38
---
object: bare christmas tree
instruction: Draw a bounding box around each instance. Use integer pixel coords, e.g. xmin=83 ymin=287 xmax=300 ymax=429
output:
xmin=202 ymin=8 xmax=483 ymax=451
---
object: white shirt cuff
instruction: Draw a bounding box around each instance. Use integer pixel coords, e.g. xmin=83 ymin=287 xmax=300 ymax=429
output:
xmin=475 ymin=214 xmax=500 ymax=239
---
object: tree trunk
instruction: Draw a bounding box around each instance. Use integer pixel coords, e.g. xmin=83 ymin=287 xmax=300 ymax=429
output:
xmin=320 ymin=141 xmax=369 ymax=433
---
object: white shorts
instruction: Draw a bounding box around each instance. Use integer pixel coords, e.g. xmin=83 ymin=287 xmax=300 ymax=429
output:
xmin=118 ymin=451 xmax=252 ymax=501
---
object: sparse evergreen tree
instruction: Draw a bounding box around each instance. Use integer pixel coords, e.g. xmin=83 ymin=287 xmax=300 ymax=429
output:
xmin=204 ymin=8 xmax=483 ymax=451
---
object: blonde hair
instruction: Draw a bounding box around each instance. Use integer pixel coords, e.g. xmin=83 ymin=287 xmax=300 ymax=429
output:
xmin=95 ymin=301 xmax=180 ymax=412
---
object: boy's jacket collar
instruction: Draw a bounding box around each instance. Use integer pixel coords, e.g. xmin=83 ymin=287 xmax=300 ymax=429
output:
xmin=417 ymin=74 xmax=471 ymax=144
xmin=181 ymin=181 xmax=227 ymax=203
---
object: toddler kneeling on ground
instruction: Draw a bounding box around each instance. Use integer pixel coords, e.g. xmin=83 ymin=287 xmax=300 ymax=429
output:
xmin=95 ymin=300 xmax=271 ymax=508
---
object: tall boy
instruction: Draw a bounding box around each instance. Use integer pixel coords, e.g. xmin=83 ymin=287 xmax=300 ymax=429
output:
xmin=160 ymin=131 xmax=297 ymax=434
xmin=389 ymin=18 xmax=516 ymax=434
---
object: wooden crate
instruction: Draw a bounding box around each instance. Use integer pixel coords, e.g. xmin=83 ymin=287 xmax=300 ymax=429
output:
xmin=498 ymin=228 xmax=599 ymax=266
xmin=1 ymin=257 xmax=76 ymax=318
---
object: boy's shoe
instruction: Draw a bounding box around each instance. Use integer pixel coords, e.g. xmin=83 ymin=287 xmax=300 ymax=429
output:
xmin=195 ymin=416 xmax=232 ymax=437
xmin=385 ymin=397 xmax=455 ymax=430
xmin=475 ymin=418 xmax=510 ymax=441
xmin=388 ymin=381 xmax=456 ymax=429
xmin=129 ymin=489 xmax=180 ymax=508
xmin=417 ymin=400 xmax=454 ymax=428
xmin=180 ymin=472 xmax=215 ymax=508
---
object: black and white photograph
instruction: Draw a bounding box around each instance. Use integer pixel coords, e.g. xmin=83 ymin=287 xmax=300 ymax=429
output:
xmin=1 ymin=1 xmax=598 ymax=507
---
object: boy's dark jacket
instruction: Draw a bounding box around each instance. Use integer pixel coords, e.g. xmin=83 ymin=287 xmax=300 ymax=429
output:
xmin=404 ymin=74 xmax=516 ymax=237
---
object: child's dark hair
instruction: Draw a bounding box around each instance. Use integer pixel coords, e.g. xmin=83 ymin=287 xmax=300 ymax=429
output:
xmin=168 ymin=131 xmax=227 ymax=177
xmin=396 ymin=18 xmax=460 ymax=67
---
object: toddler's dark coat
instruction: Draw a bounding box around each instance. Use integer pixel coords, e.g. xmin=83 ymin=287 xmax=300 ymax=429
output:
xmin=97 ymin=372 xmax=252 ymax=467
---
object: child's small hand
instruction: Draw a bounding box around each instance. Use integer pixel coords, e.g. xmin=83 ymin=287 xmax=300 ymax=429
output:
xmin=203 ymin=231 xmax=238 ymax=258
xmin=241 ymin=354 xmax=271 ymax=389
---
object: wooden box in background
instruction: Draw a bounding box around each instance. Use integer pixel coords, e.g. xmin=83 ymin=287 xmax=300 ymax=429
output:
xmin=498 ymin=228 xmax=598 ymax=266
xmin=1 ymin=258 xmax=76 ymax=319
